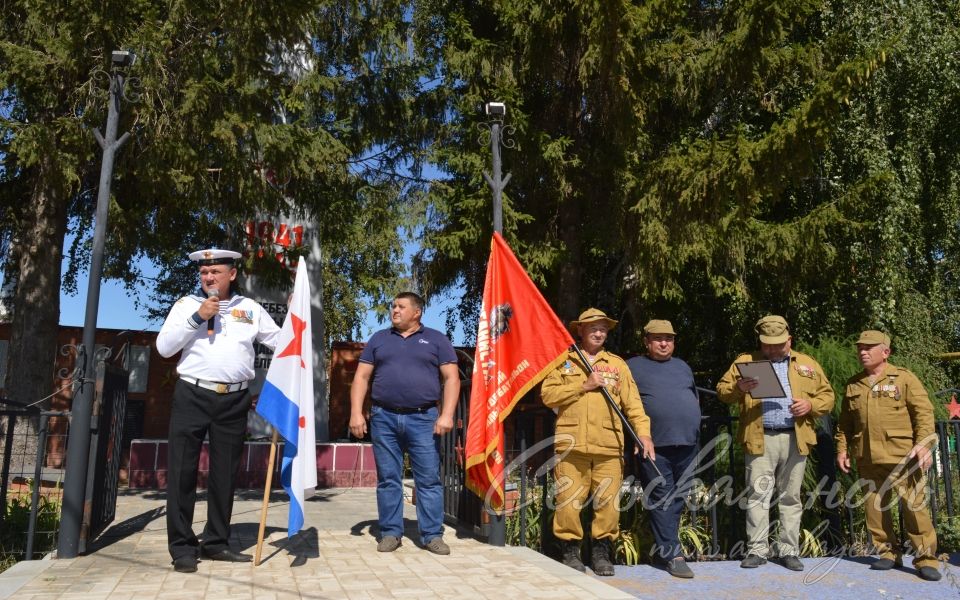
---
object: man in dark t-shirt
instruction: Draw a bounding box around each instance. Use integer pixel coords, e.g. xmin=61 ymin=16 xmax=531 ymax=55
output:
xmin=627 ymin=319 xmax=701 ymax=579
xmin=348 ymin=292 xmax=460 ymax=555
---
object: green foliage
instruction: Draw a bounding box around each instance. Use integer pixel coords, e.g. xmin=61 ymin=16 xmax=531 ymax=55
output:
xmin=410 ymin=0 xmax=960 ymax=391
xmin=678 ymin=512 xmax=711 ymax=559
xmin=0 ymin=487 xmax=61 ymax=572
xmin=1 ymin=1 xmax=436 ymax=404
xmin=796 ymin=337 xmax=863 ymax=412
xmin=616 ymin=529 xmax=643 ymax=566
xmin=615 ymin=487 xmax=650 ymax=565
xmin=936 ymin=517 xmax=960 ymax=553
xmin=505 ymin=484 xmax=546 ymax=549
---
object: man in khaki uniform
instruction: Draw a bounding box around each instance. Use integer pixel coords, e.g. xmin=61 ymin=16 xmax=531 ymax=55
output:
xmin=541 ymin=308 xmax=653 ymax=577
xmin=717 ymin=315 xmax=834 ymax=571
xmin=835 ymin=330 xmax=940 ymax=581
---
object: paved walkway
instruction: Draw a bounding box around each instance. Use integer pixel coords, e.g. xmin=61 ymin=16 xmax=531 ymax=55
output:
xmin=0 ymin=488 xmax=629 ymax=600
xmin=610 ymin=555 xmax=960 ymax=599
xmin=3 ymin=488 xmax=959 ymax=599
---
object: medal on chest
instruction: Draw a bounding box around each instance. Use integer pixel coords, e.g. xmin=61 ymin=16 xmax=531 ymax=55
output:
xmin=594 ymin=364 xmax=621 ymax=393
xmin=231 ymin=308 xmax=254 ymax=324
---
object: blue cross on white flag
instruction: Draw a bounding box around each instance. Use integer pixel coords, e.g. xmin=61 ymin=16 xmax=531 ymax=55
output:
xmin=256 ymin=259 xmax=317 ymax=536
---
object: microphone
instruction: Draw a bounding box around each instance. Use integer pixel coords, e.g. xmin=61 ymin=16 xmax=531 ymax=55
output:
xmin=207 ymin=288 xmax=219 ymax=336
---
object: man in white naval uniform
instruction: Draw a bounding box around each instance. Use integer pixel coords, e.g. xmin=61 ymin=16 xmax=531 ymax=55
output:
xmin=156 ymin=248 xmax=281 ymax=573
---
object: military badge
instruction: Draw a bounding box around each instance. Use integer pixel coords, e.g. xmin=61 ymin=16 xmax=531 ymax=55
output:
xmin=231 ymin=308 xmax=254 ymax=324
xmin=489 ymin=303 xmax=513 ymax=342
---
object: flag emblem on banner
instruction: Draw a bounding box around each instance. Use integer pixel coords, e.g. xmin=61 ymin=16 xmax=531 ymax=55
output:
xmin=464 ymin=233 xmax=574 ymax=510
xmin=256 ymin=259 xmax=317 ymax=536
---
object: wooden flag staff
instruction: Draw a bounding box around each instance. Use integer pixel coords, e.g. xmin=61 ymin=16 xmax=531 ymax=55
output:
xmin=254 ymin=430 xmax=281 ymax=566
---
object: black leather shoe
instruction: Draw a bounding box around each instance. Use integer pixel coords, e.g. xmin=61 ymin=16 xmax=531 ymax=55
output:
xmin=740 ymin=554 xmax=767 ymax=568
xmin=777 ymin=555 xmax=804 ymax=571
xmin=666 ymin=557 xmax=694 ymax=579
xmin=201 ymin=547 xmax=253 ymax=562
xmin=918 ymin=566 xmax=942 ymax=581
xmin=172 ymin=555 xmax=198 ymax=573
xmin=870 ymin=557 xmax=902 ymax=571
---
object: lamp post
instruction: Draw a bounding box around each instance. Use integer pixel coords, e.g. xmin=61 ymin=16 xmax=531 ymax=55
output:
xmin=482 ymin=102 xmax=512 ymax=235
xmin=481 ymin=101 xmax=511 ymax=546
xmin=57 ymin=50 xmax=136 ymax=559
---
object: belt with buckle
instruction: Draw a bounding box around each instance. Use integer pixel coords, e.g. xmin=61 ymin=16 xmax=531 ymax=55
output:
xmin=373 ymin=402 xmax=436 ymax=414
xmin=764 ymin=426 xmax=794 ymax=432
xmin=181 ymin=376 xmax=249 ymax=394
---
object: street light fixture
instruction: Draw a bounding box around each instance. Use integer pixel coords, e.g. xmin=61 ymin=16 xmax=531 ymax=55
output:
xmin=484 ymin=102 xmax=506 ymax=117
xmin=110 ymin=50 xmax=136 ymax=68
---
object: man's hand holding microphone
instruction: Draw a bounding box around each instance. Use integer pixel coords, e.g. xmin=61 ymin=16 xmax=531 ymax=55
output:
xmin=201 ymin=289 xmax=220 ymax=336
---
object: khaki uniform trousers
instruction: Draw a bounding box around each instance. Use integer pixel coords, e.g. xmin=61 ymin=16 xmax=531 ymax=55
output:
xmin=744 ymin=429 xmax=806 ymax=558
xmin=858 ymin=462 xmax=938 ymax=569
xmin=553 ymin=451 xmax=623 ymax=541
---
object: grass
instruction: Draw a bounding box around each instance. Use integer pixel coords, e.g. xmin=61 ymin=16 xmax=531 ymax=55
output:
xmin=0 ymin=481 xmax=62 ymax=573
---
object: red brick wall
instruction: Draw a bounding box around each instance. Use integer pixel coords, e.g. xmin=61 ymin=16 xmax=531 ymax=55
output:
xmin=127 ymin=440 xmax=377 ymax=489
xmin=0 ymin=323 xmax=177 ymax=468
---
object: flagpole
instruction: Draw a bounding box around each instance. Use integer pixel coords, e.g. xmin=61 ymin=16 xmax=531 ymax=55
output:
xmin=570 ymin=345 xmax=664 ymax=478
xmin=482 ymin=101 xmax=510 ymax=547
xmin=255 ymin=430 xmax=281 ymax=566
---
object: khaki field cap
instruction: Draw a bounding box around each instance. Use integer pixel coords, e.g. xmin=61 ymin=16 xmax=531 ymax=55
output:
xmin=569 ymin=308 xmax=618 ymax=331
xmin=755 ymin=315 xmax=790 ymax=344
xmin=856 ymin=330 xmax=891 ymax=347
xmin=643 ymin=319 xmax=676 ymax=336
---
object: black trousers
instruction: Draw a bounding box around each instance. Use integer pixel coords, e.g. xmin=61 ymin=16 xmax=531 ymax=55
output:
xmin=637 ymin=444 xmax=698 ymax=561
xmin=166 ymin=379 xmax=251 ymax=560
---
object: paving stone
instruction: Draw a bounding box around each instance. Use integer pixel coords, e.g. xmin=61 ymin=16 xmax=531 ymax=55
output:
xmin=1 ymin=488 xmax=629 ymax=600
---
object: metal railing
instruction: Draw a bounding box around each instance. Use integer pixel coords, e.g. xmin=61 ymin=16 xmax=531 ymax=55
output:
xmin=0 ymin=357 xmax=128 ymax=565
xmin=0 ymin=399 xmax=69 ymax=563
xmin=441 ymin=376 xmax=484 ymax=533
xmin=932 ymin=420 xmax=960 ymax=525
xmin=445 ymin=384 xmax=960 ymax=559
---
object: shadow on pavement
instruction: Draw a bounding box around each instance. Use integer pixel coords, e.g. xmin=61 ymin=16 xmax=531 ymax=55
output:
xmin=87 ymin=506 xmax=166 ymax=553
xmin=245 ymin=526 xmax=319 ymax=567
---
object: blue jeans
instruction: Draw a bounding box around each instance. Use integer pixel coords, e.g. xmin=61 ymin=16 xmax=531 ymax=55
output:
xmin=637 ymin=444 xmax=698 ymax=561
xmin=370 ymin=405 xmax=443 ymax=544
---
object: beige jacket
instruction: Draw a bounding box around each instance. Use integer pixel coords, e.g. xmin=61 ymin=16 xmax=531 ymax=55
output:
xmin=541 ymin=349 xmax=650 ymax=456
xmin=716 ymin=350 xmax=835 ymax=456
xmin=836 ymin=363 xmax=936 ymax=464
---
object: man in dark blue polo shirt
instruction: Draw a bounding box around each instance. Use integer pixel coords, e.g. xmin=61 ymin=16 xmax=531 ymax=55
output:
xmin=348 ymin=292 xmax=460 ymax=555
xmin=627 ymin=319 xmax=700 ymax=579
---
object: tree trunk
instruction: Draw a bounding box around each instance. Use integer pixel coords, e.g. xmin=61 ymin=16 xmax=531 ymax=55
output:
xmin=555 ymin=192 xmax=583 ymax=321
xmin=5 ymin=157 xmax=69 ymax=410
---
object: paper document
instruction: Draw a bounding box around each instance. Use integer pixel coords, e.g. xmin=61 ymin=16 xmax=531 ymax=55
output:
xmin=734 ymin=361 xmax=787 ymax=399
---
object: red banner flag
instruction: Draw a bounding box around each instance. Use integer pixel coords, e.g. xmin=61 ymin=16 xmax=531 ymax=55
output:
xmin=465 ymin=232 xmax=574 ymax=510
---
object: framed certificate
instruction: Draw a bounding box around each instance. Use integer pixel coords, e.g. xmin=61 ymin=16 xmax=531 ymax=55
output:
xmin=735 ymin=361 xmax=786 ymax=399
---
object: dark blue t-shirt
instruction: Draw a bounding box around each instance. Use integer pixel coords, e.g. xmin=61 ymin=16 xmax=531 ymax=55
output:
xmin=359 ymin=325 xmax=458 ymax=408
xmin=626 ymin=355 xmax=701 ymax=447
